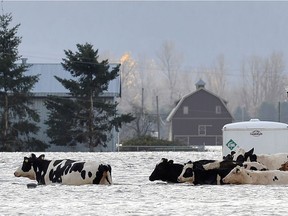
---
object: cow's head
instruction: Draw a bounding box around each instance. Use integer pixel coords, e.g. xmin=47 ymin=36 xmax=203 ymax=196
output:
xmin=223 ymin=151 xmax=236 ymax=161
xmin=225 ymin=148 xmax=255 ymax=163
xmin=95 ymin=164 xmax=112 ymax=185
xmin=14 ymin=153 xmax=45 ymax=180
xmin=177 ymin=161 xmax=194 ymax=183
xmin=149 ymin=158 xmax=174 ymax=182
xmin=243 ymin=161 xmax=268 ymax=171
xmin=222 ymin=166 xmax=245 ymax=184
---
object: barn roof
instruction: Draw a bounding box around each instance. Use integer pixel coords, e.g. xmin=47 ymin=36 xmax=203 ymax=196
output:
xmin=166 ymin=87 xmax=232 ymax=122
xmin=26 ymin=63 xmax=121 ymax=97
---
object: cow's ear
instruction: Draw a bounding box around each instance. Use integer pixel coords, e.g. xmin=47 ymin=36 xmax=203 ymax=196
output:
xmin=250 ymin=154 xmax=257 ymax=162
xmin=162 ymin=158 xmax=168 ymax=163
xmin=39 ymin=154 xmax=45 ymax=160
xmin=31 ymin=153 xmax=36 ymax=159
xmin=187 ymin=161 xmax=193 ymax=164
xmin=168 ymin=160 xmax=174 ymax=164
xmin=24 ymin=157 xmax=29 ymax=163
xmin=98 ymin=164 xmax=105 ymax=172
xmin=247 ymin=148 xmax=254 ymax=155
xmin=231 ymin=151 xmax=236 ymax=156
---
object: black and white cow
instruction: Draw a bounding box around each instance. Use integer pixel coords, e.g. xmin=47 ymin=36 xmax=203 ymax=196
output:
xmin=149 ymin=158 xmax=216 ymax=183
xmin=223 ymin=148 xmax=254 ymax=163
xmin=248 ymin=153 xmax=288 ymax=170
xmin=14 ymin=155 xmax=76 ymax=181
xmin=14 ymin=162 xmax=37 ymax=180
xmin=224 ymin=148 xmax=288 ymax=170
xmin=177 ymin=159 xmax=267 ymax=185
xmin=222 ymin=166 xmax=288 ymax=185
xmin=203 ymin=160 xmax=267 ymax=171
xmin=177 ymin=161 xmax=235 ymax=185
xmin=242 ymin=161 xmax=268 ymax=171
xmin=15 ymin=154 xmax=112 ymax=185
xmin=149 ymin=158 xmax=184 ymax=183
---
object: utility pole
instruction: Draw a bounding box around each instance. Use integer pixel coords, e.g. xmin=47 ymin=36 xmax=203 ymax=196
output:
xmin=156 ymin=96 xmax=160 ymax=139
xmin=141 ymin=88 xmax=144 ymax=116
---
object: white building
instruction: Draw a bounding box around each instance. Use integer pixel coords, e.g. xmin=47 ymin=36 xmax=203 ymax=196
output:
xmin=27 ymin=63 xmax=121 ymax=152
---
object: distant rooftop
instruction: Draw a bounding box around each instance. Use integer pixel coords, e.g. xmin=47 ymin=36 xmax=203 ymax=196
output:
xmin=25 ymin=63 xmax=121 ymax=97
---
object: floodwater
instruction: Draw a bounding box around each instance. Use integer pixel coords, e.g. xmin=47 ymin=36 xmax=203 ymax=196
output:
xmin=1 ymin=147 xmax=288 ymax=216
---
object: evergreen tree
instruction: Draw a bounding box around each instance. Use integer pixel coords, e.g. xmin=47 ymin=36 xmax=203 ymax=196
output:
xmin=0 ymin=13 xmax=48 ymax=151
xmin=45 ymin=43 xmax=134 ymax=151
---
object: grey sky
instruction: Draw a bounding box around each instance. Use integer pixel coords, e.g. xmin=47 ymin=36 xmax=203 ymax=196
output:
xmin=3 ymin=1 xmax=288 ymax=74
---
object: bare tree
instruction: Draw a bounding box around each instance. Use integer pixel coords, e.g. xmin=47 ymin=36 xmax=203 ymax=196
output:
xmin=156 ymin=41 xmax=184 ymax=105
xmin=240 ymin=52 xmax=286 ymax=117
xmin=204 ymin=54 xmax=227 ymax=96
xmin=262 ymin=52 xmax=286 ymax=103
xmin=120 ymin=104 xmax=156 ymax=138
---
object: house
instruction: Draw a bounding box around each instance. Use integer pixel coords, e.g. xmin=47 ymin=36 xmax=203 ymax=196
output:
xmin=166 ymin=79 xmax=233 ymax=147
xmin=26 ymin=63 xmax=121 ymax=152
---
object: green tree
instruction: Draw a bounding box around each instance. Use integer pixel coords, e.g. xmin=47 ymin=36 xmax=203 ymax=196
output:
xmin=45 ymin=43 xmax=134 ymax=151
xmin=0 ymin=13 xmax=48 ymax=151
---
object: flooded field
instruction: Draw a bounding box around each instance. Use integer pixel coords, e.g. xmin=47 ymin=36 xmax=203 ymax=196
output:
xmin=1 ymin=147 xmax=288 ymax=216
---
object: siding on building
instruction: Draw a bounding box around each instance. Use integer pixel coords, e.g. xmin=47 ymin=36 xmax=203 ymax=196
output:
xmin=167 ymin=80 xmax=233 ymax=146
xmin=27 ymin=63 xmax=120 ymax=152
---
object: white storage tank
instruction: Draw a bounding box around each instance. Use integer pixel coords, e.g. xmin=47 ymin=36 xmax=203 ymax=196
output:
xmin=222 ymin=119 xmax=288 ymax=156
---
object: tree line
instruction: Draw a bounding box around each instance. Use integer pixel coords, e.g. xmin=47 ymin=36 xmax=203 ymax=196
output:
xmin=0 ymin=13 xmax=134 ymax=151
xmin=118 ymin=43 xmax=288 ymax=141
xmin=1 ymin=12 xmax=287 ymax=151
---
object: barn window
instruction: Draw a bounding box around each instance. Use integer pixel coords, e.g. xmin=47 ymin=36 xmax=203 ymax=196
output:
xmin=183 ymin=106 xmax=188 ymax=114
xmin=198 ymin=125 xmax=206 ymax=135
xmin=216 ymin=105 xmax=222 ymax=114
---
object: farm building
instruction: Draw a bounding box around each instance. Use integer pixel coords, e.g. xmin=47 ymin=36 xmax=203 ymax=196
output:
xmin=27 ymin=63 xmax=121 ymax=152
xmin=166 ymin=79 xmax=233 ymax=147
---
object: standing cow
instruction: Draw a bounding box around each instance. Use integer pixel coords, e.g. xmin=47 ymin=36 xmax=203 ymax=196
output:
xmin=15 ymin=154 xmax=112 ymax=185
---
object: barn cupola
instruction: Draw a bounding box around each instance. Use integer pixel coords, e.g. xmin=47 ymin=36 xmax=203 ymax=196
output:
xmin=195 ymin=79 xmax=206 ymax=89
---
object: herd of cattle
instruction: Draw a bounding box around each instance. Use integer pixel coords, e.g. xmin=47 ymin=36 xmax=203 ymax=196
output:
xmin=13 ymin=148 xmax=288 ymax=186
xmin=149 ymin=148 xmax=288 ymax=185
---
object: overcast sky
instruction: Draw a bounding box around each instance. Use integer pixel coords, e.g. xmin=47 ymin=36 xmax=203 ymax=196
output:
xmin=3 ymin=1 xmax=288 ymax=75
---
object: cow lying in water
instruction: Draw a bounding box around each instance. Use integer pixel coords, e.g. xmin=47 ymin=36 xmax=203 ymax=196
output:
xmin=149 ymin=158 xmax=216 ymax=183
xmin=14 ymin=154 xmax=112 ymax=185
xmin=177 ymin=160 xmax=267 ymax=185
xmin=223 ymin=148 xmax=288 ymax=170
xmin=222 ymin=166 xmax=288 ymax=185
xmin=177 ymin=161 xmax=237 ymax=185
xmin=149 ymin=158 xmax=184 ymax=183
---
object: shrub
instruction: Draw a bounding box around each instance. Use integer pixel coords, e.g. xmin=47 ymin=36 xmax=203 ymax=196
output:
xmin=122 ymin=136 xmax=177 ymax=146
